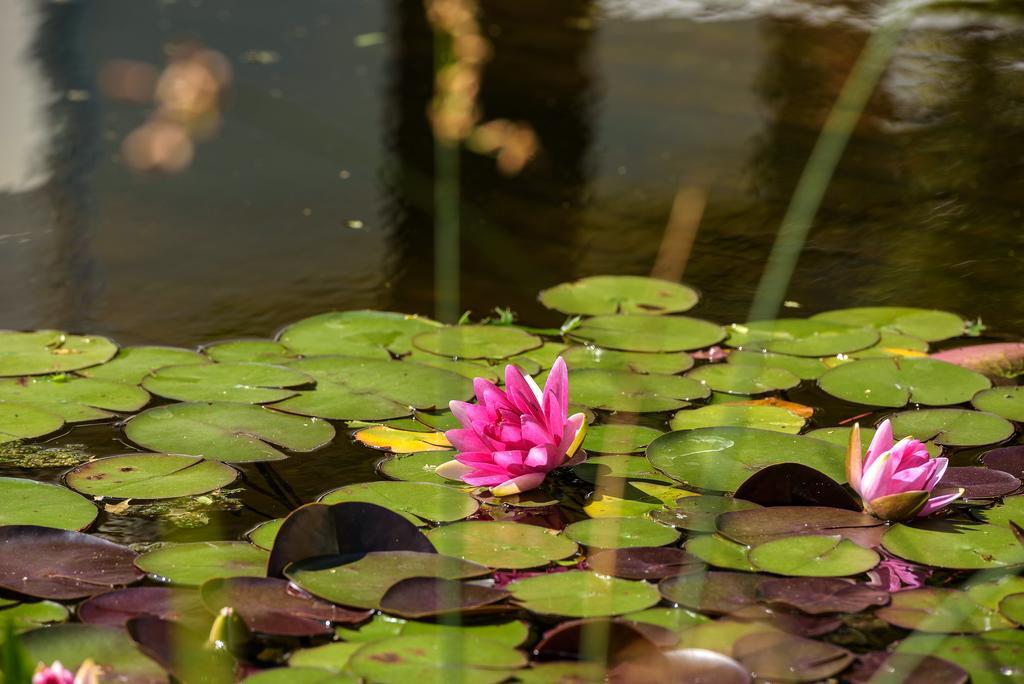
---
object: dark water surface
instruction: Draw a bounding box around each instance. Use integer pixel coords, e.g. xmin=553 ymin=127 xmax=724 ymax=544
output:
xmin=1 ymin=0 xmax=1023 ymax=543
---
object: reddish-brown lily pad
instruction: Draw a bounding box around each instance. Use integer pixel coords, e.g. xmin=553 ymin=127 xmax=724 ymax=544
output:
xmin=756 ymin=577 xmax=889 ymax=615
xmin=848 ymin=652 xmax=968 ymax=684
xmin=0 ymin=525 xmax=143 ymax=599
xmin=733 ymin=631 xmax=853 ymax=682
xmin=78 ymin=587 xmax=207 ymax=628
xmin=610 ymin=648 xmax=751 ymax=684
xmin=981 ymin=446 xmax=1024 ymax=480
xmin=716 ymin=506 xmax=883 ymax=547
xmin=938 ymin=467 xmax=1020 ymax=499
xmin=533 ymin=617 xmax=674 ymax=663
xmin=733 ymin=463 xmax=859 ymax=510
xmin=201 ymin=577 xmax=371 ymax=636
xmin=587 ymin=547 xmax=704 ymax=580
xmin=378 ymin=577 xmax=510 ymax=619
xmin=726 ymin=604 xmax=843 ymax=637
xmin=659 ymin=572 xmax=767 ymax=616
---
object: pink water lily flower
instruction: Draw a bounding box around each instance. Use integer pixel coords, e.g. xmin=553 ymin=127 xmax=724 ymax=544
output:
xmin=847 ymin=419 xmax=962 ymax=521
xmin=33 ymin=661 xmax=74 ymax=684
xmin=435 ymin=357 xmax=587 ymax=497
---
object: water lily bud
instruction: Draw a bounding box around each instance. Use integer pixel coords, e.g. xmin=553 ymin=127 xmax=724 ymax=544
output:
xmin=205 ymin=607 xmax=250 ymax=653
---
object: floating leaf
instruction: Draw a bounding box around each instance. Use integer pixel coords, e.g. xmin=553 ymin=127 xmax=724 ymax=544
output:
xmin=142 ymin=362 xmax=313 ymax=404
xmin=652 ymin=496 xmax=762 ymax=533
xmin=877 ymin=588 xmax=1014 ymax=633
xmin=533 ymin=617 xmax=670 ymax=664
xmin=562 ymin=346 xmax=694 ymax=374
xmin=379 ymin=577 xmax=509 ymax=619
xmin=931 ymin=342 xmax=1024 ymax=379
xmin=569 ymin=369 xmax=709 ymax=412
xmin=319 ymin=481 xmax=479 ymax=524
xmin=612 ymin=647 xmax=751 ymax=684
xmin=811 ymin=307 xmax=964 ymax=342
xmin=355 ymin=425 xmax=451 ymax=452
xmin=973 ymin=386 xmax=1024 ymax=421
xmin=247 ymin=518 xmax=283 ymax=550
xmin=897 ymin=631 xmax=1024 ymax=684
xmin=202 ymin=339 xmax=298 ymax=364
xmin=717 ymin=506 xmax=883 ymax=547
xmin=733 ymin=631 xmax=853 ymax=682
xmin=727 ymin=350 xmax=829 ymax=380
xmin=882 ymin=519 xmax=1024 ymax=570
xmin=938 ymin=467 xmax=1020 ymax=499
xmin=890 ymin=409 xmax=1013 ymax=447
xmin=78 ymin=587 xmax=207 ymax=628
xmin=514 ymin=662 xmax=606 ymax=683
xmin=570 ymin=315 xmax=726 ymax=353
xmin=0 ymin=601 xmax=69 ymax=628
xmin=0 ymin=526 xmax=142 ymax=599
xmin=0 ymin=375 xmax=149 ymax=422
xmin=583 ymin=481 xmax=684 ymax=518
xmin=588 ymin=547 xmax=702 ymax=580
xmin=669 ymin=404 xmax=806 ymax=434
xmin=647 ymin=427 xmax=846 ymax=493
xmin=20 ymin=624 xmax=166 ymax=683
xmin=0 ymin=331 xmax=117 ymax=376
xmin=0 ymin=477 xmax=96 ymax=530
xmin=757 ymin=577 xmax=889 ymax=614
xmin=66 ymin=453 xmax=237 ymax=500
xmin=564 ymin=517 xmax=680 ymax=549
xmin=583 ymin=424 xmax=665 ymax=454
xmin=686 ymin=364 xmax=800 ymax=396
xmin=288 ymin=642 xmax=364 ymax=673
xmin=818 ymin=358 xmax=991 ymax=407
xmin=624 ymin=607 xmax=710 ymax=632
xmin=348 ymin=634 xmax=526 ymax=684
xmin=81 ymin=345 xmax=208 ymax=384
xmin=981 ymin=446 xmax=1024 ymax=480
xmin=508 ymin=570 xmax=661 ymax=617
xmin=575 ymin=455 xmax=674 ymax=484
xmin=379 ymin=451 xmax=457 ymax=484
xmin=673 ymin=619 xmax=782 ymax=655
xmin=406 ymin=352 xmax=501 ymax=381
xmin=1000 ymin=594 xmax=1024 ymax=624
xmin=659 ymin=571 xmax=766 ymax=615
xmin=848 ymin=652 xmax=969 ymax=684
xmin=850 ymin=332 xmax=930 ymax=359
xmin=538 ymin=276 xmax=699 ymax=316
xmin=125 ymin=401 xmax=335 ymax=463
xmin=278 ymin=310 xmax=440 ymax=357
xmin=135 ymin=541 xmax=269 ymax=586
xmin=0 ymin=402 xmax=65 ymax=443
xmin=413 ymin=325 xmax=541 ymax=360
xmin=683 ymin=535 xmax=756 ymax=572
xmin=732 ymin=463 xmax=860 ymax=510
xmin=807 ymin=426 xmax=942 ymax=458
xmin=247 ymin=668 xmax=347 ymax=684
xmin=726 ymin=319 xmax=879 ymax=357
xmin=425 ymin=521 xmax=577 ymax=569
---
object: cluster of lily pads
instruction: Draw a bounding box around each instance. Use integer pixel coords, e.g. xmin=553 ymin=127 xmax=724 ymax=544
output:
xmin=1 ymin=274 xmax=1023 ymax=683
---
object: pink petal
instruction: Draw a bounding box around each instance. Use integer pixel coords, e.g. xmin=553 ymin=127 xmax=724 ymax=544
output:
xmin=923 ymin=457 xmax=949 ymax=491
xmin=542 ymin=357 xmax=570 ymax=424
xmin=917 ymin=488 xmax=962 ymax=516
xmin=445 ymin=428 xmax=490 ymax=454
xmin=463 ymin=470 xmax=515 ymax=487
xmin=491 ymin=472 xmax=547 ymax=497
xmin=524 ymin=444 xmax=558 ymax=470
xmin=865 ymin=419 xmax=894 ymax=469
xmin=889 ymin=460 xmax=942 ymax=492
xmin=557 ymin=413 xmax=587 ymax=457
xmin=504 ymin=364 xmax=544 ymax=419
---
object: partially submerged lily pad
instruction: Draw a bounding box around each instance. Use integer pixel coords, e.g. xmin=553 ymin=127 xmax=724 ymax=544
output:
xmin=378 ymin=451 xmax=457 ymax=484
xmin=890 ymin=409 xmax=1013 ymax=447
xmin=685 ymin=363 xmax=800 ymax=395
xmin=716 ymin=506 xmax=883 ymax=546
xmin=538 ymin=276 xmax=699 ymax=315
xmin=563 ymin=516 xmax=680 ymax=549
xmin=413 ymin=325 xmax=541 ymax=360
xmin=425 ymin=521 xmax=578 ymax=569
xmin=726 ymin=319 xmax=879 ymax=357
xmin=135 ymin=541 xmax=269 ymax=586
xmin=818 ymin=358 xmax=991 ymax=407
xmin=278 ymin=310 xmax=440 ymax=357
xmin=66 ymin=453 xmax=237 ymax=500
xmin=669 ymin=404 xmax=806 ymax=434
xmin=570 ymin=315 xmax=726 ymax=353
xmin=569 ymin=369 xmax=709 ymax=412
xmin=348 ymin=634 xmax=526 ymax=684
xmin=0 ymin=331 xmax=118 ymax=376
xmin=876 ymin=588 xmax=1014 ymax=633
xmin=143 ymin=362 xmax=313 ymax=404
xmin=77 ymin=586 xmax=207 ymax=628
xmin=81 ymin=345 xmax=208 ymax=384
xmin=319 ymin=481 xmax=479 ymax=524
xmin=0 ymin=476 xmax=97 ymax=530
xmin=583 ymin=424 xmax=665 ymax=453
xmin=508 ymin=570 xmax=661 ymax=617
xmin=811 ymin=306 xmax=964 ymax=342
xmin=726 ymin=350 xmax=830 ymax=380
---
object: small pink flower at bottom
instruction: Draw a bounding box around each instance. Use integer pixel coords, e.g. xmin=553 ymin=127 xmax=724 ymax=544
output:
xmin=33 ymin=661 xmax=75 ymax=684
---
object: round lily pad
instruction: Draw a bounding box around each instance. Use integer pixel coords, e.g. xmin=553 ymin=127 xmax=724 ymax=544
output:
xmin=406 ymin=353 xmax=501 ymax=381
xmin=508 ymin=570 xmax=661 ymax=617
xmin=972 ymin=386 xmax=1024 ymax=421
xmin=891 ymin=409 xmax=1014 ymax=448
xmin=379 ymin=576 xmax=509 ymax=619
xmin=570 ymin=315 xmax=726 ymax=353
xmin=319 ymin=481 xmax=479 ymax=524
xmin=355 ymin=426 xmax=451 ymax=453
xmin=81 ymin=345 xmax=208 ymax=384
xmin=271 ymin=357 xmax=472 ymax=420
xmin=727 ymin=350 xmax=829 ymax=380
xmin=250 ymin=668 xmax=350 ymax=684
xmin=717 ymin=506 xmax=882 ymax=547
xmin=574 ymin=455 xmax=674 ymax=484
xmin=583 ymin=481 xmax=684 ymax=518
xmin=378 ymin=451 xmax=457 ymax=484
xmin=348 ymin=634 xmax=526 ymax=684
xmin=0 ymin=330 xmax=118 ymax=376
xmin=0 ymin=375 xmax=150 ymax=422
xmin=0 ymin=526 xmax=143 ymax=599
xmin=807 ymin=426 xmax=942 ymax=458
xmin=898 ymin=632 xmax=1024 ymax=684
xmin=538 ymin=276 xmax=699 ymax=316
xmin=659 ymin=571 xmax=765 ymax=615
xmin=66 ymin=453 xmax=238 ymax=500
xmin=877 ymin=588 xmax=1014 ymax=633
xmin=726 ymin=319 xmax=879 ymax=357
xmin=646 ymin=427 xmax=846 ymax=493
xmin=623 ymin=607 xmax=709 ymax=631
xmin=77 ymin=587 xmax=207 ymax=628
xmin=938 ymin=467 xmax=1020 ymax=499
xmin=135 ymin=541 xmax=269 ymax=586
xmin=0 ymin=477 xmax=97 ymax=530
xmin=412 ymin=325 xmax=541 ymax=360
xmin=757 ymin=577 xmax=889 ymax=615
xmin=20 ymin=624 xmax=166 ymax=683
xmin=587 ymin=547 xmax=703 ymax=580
xmin=748 ymin=535 xmax=879 ymax=577
xmin=202 ymin=340 xmax=298 ymax=364
xmin=981 ymin=446 xmax=1024 ymax=480
xmin=569 ymin=369 xmax=709 ymax=413
xmin=686 ymin=364 xmax=800 ymax=395
xmin=882 ymin=520 xmax=1024 ymax=569
xmin=125 ymin=402 xmax=335 ymax=463
xmin=818 ymin=358 xmax=991 ymax=407
xmin=999 ymin=594 xmax=1024 ymax=624
xmin=733 ymin=631 xmax=853 ymax=683
xmin=583 ymin=424 xmax=665 ymax=454
xmin=143 ymin=362 xmax=313 ymax=404
xmin=669 ymin=404 xmax=806 ymax=434
xmin=564 ymin=517 xmax=680 ymax=549
xmin=652 ymin=496 xmax=762 ymax=533
xmin=683 ymin=534 xmax=757 ymax=572
xmin=0 ymin=402 xmax=64 ymax=443
xmin=811 ymin=307 xmax=964 ymax=342
xmin=278 ymin=310 xmax=441 ymax=357
xmin=289 ymin=642 xmax=363 ymax=672
xmin=0 ymin=601 xmax=69 ymax=628
xmin=562 ymin=346 xmax=694 ymax=374
xmin=247 ymin=518 xmax=283 ymax=550
xmin=425 ymin=521 xmax=578 ymax=569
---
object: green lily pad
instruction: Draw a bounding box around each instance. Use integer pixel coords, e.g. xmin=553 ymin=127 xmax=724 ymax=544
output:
xmin=247 ymin=518 xmax=284 ymax=550
xmin=0 ymin=375 xmax=150 ymax=422
xmin=412 ymin=325 xmax=541 ymax=360
xmin=66 ymin=454 xmax=238 ymax=500
xmin=202 ymin=339 xmax=298 ymax=364
xmin=278 ymin=310 xmax=441 ymax=357
xmin=509 ymin=342 xmax=568 ymax=372
xmin=726 ymin=319 xmax=879 ymax=357
xmin=850 ymin=332 xmax=931 ymax=358
xmin=81 ymin=345 xmax=209 ymax=384
xmin=683 ymin=534 xmax=757 ymax=571
xmin=425 ymin=521 xmax=577 ymax=569
xmin=890 ymin=409 xmax=1014 ymax=447
xmin=348 ymin=635 xmax=526 ymax=684
xmin=966 ymin=575 xmax=1024 ymax=610
xmin=319 ymin=481 xmax=479 ymax=525
xmin=413 ymin=410 xmax=462 ymax=432
xmin=562 ymin=346 xmax=694 ymax=374
xmin=406 ymin=352 xmax=501 ymax=381
xmin=583 ymin=424 xmax=665 ymax=454
xmin=271 ymin=357 xmax=472 ymax=420
xmin=806 ymin=426 xmax=943 ymax=457
xmin=513 ymin=663 xmax=606 ymax=684
xmin=570 ymin=315 xmax=725 ymax=353
xmin=669 ymin=404 xmax=806 ymax=434
xmin=686 ymin=364 xmax=800 ymax=395
xmin=287 ymin=551 xmax=489 ymax=609
xmin=0 ymin=477 xmax=97 ymax=530
xmin=248 ymin=668 xmax=352 ymax=684
xmin=569 ymin=369 xmax=709 ymax=413
xmin=977 ymin=497 xmax=1024 ymax=527
xmin=125 ymin=402 xmax=335 ymax=463
xmin=564 ymin=517 xmax=680 ymax=549
xmin=0 ymin=402 xmax=64 ymax=442
xmin=973 ymin=386 xmax=1024 ymax=422
xmin=289 ymin=642 xmax=363 ymax=672
xmin=652 ymin=496 xmax=762 ymax=533
xmin=574 ymin=455 xmax=674 ymax=484
xmin=378 ymin=451 xmax=457 ymax=484
xmin=143 ymin=362 xmax=313 ymax=404
xmin=877 ymin=588 xmax=1015 ymax=633
xmin=646 ymin=427 xmax=846 ymax=493
xmin=583 ymin=481 xmax=684 ymax=518
xmin=811 ymin=307 xmax=965 ymax=342
xmin=20 ymin=624 xmax=167 ymax=683
xmin=748 ymin=534 xmax=879 ymax=577
xmin=400 ymin=620 xmax=529 ymax=647
xmin=623 ymin=606 xmax=710 ymax=631
xmin=716 ymin=506 xmax=882 ymax=547
xmin=999 ymin=594 xmax=1024 ymax=624
xmin=897 ymin=632 xmax=1024 ymax=684
xmin=882 ymin=519 xmax=1024 ymax=569
xmin=508 ymin=570 xmax=661 ymax=617
xmin=726 ymin=350 xmax=830 ymax=380
xmin=659 ymin=571 xmax=765 ymax=615
xmin=135 ymin=541 xmax=269 ymax=586
xmin=818 ymin=357 xmax=991 ymax=407
xmin=0 ymin=600 xmax=69 ymax=628
xmin=539 ymin=276 xmax=700 ymax=316
xmin=0 ymin=331 xmax=118 ymax=377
